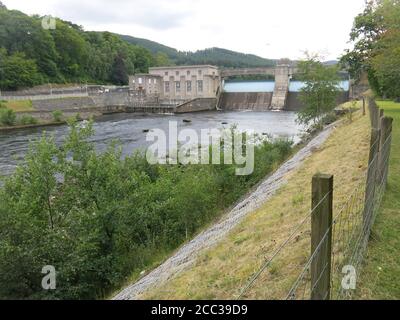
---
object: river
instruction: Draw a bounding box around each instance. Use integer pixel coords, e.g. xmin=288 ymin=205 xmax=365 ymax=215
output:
xmin=0 ymin=111 xmax=304 ymax=177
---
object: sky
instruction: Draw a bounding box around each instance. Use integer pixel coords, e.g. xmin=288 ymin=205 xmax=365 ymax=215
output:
xmin=2 ymin=0 xmax=366 ymax=60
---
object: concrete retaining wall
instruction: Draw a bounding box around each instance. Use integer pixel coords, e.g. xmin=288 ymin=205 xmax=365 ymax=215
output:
xmin=175 ymin=98 xmax=217 ymax=113
xmin=219 ymin=92 xmax=273 ymax=111
xmin=219 ymin=91 xmax=349 ymax=111
xmin=1 ymin=92 xmax=89 ymax=101
xmin=285 ymin=92 xmax=350 ymax=111
xmin=32 ymin=97 xmax=96 ymax=111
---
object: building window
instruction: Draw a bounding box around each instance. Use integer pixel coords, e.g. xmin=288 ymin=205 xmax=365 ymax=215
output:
xmin=198 ymin=70 xmax=202 ymax=75
xmin=176 ymin=71 xmax=180 ymax=76
xmin=148 ymin=79 xmax=152 ymax=84
xmin=197 ymin=80 xmax=203 ymax=92
xmin=186 ymin=81 xmax=192 ymax=92
xmin=138 ymin=77 xmax=143 ymax=84
xmin=187 ymin=70 xmax=190 ymax=76
xmin=154 ymin=79 xmax=157 ymax=84
xmin=165 ymin=82 xmax=170 ymax=93
xmin=175 ymin=81 xmax=181 ymax=93
xmin=165 ymin=71 xmax=168 ymax=76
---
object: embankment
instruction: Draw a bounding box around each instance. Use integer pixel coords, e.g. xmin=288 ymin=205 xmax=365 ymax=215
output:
xmin=130 ymin=109 xmax=369 ymax=300
xmin=113 ymin=109 xmax=370 ymax=300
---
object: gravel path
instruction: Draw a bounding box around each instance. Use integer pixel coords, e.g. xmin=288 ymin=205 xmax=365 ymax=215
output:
xmin=113 ymin=124 xmax=337 ymax=300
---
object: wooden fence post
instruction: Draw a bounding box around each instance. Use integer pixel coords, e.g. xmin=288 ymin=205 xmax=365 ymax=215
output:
xmin=364 ymin=128 xmax=380 ymax=228
xmin=362 ymin=97 xmax=366 ymax=116
xmin=311 ymin=174 xmax=334 ymax=300
xmin=378 ymin=117 xmax=394 ymax=186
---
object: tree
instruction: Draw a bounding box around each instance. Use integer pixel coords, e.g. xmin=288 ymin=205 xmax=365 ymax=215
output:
xmin=0 ymin=49 xmax=42 ymax=90
xmin=110 ymin=53 xmax=128 ymax=85
xmin=341 ymin=0 xmax=400 ymax=98
xmin=297 ymin=54 xmax=341 ymax=128
xmin=154 ymin=52 xmax=172 ymax=67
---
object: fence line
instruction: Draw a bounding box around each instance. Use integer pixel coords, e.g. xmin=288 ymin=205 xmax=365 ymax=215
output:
xmin=237 ymin=98 xmax=393 ymax=300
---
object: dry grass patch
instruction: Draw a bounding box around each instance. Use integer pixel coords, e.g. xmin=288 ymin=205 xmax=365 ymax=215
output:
xmin=2 ymin=100 xmax=34 ymax=112
xmin=143 ymin=110 xmax=371 ymax=300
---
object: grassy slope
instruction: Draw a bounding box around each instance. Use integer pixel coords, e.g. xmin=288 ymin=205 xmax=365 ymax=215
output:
xmin=141 ymin=110 xmax=371 ymax=300
xmin=3 ymin=100 xmax=34 ymax=112
xmin=358 ymin=100 xmax=400 ymax=299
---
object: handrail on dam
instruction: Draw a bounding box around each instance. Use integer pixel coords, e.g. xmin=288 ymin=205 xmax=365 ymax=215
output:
xmin=220 ymin=66 xmax=298 ymax=78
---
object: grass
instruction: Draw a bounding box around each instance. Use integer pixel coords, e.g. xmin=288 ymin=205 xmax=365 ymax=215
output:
xmin=140 ymin=109 xmax=371 ymax=300
xmin=2 ymin=100 xmax=34 ymax=112
xmin=357 ymin=100 xmax=400 ymax=300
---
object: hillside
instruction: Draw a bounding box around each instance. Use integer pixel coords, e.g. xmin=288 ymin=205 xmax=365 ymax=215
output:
xmin=120 ymin=34 xmax=276 ymax=68
xmin=0 ymin=6 xmax=157 ymax=90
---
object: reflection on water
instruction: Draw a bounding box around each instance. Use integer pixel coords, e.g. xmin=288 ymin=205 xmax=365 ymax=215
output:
xmin=0 ymin=111 xmax=304 ymax=176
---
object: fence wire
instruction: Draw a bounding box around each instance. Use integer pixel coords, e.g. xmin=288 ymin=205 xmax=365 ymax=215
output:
xmin=237 ymin=106 xmax=393 ymax=300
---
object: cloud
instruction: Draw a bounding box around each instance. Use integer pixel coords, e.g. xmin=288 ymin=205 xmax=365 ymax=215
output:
xmin=2 ymin=0 xmax=367 ymax=60
xmin=52 ymin=0 xmax=192 ymax=30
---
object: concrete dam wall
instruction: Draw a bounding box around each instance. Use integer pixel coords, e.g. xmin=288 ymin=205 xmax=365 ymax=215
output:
xmin=285 ymin=92 xmax=350 ymax=111
xmin=219 ymin=91 xmax=350 ymax=111
xmin=219 ymin=92 xmax=273 ymax=111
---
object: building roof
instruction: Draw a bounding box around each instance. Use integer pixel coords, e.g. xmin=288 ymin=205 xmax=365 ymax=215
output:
xmin=149 ymin=65 xmax=219 ymax=70
xmin=131 ymin=73 xmax=161 ymax=77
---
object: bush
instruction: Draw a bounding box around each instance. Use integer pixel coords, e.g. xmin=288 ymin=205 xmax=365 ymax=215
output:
xmin=0 ymin=121 xmax=292 ymax=299
xmin=0 ymin=108 xmax=16 ymax=126
xmin=18 ymin=115 xmax=38 ymax=125
xmin=322 ymin=112 xmax=338 ymax=125
xmin=52 ymin=110 xmax=63 ymax=122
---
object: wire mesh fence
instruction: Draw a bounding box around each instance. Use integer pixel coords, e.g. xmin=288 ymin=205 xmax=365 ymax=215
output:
xmin=237 ymin=98 xmax=393 ymax=300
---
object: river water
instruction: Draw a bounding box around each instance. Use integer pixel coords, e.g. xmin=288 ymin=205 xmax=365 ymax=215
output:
xmin=0 ymin=111 xmax=304 ymax=177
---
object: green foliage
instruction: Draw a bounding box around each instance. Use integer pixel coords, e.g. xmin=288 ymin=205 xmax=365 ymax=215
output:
xmin=0 ymin=107 xmax=16 ymax=126
xmin=341 ymin=0 xmax=400 ymax=98
xmin=110 ymin=53 xmax=128 ymax=85
xmin=0 ymin=122 xmax=292 ymax=299
xmin=296 ymin=54 xmax=341 ymax=128
xmin=121 ymin=34 xmax=276 ymax=68
xmin=52 ymin=110 xmax=63 ymax=122
xmin=0 ymin=49 xmax=42 ymax=90
xmin=18 ymin=115 xmax=38 ymax=125
xmin=0 ymin=7 xmax=156 ymax=89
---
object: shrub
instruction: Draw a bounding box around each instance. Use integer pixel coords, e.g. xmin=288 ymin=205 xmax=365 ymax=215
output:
xmin=0 ymin=121 xmax=292 ymax=299
xmin=19 ymin=115 xmax=38 ymax=125
xmin=52 ymin=110 xmax=63 ymax=122
xmin=0 ymin=108 xmax=16 ymax=126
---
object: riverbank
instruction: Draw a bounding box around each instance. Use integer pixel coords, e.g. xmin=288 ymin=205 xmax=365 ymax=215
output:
xmin=357 ymin=100 xmax=400 ymax=299
xmin=119 ymin=108 xmax=370 ymax=300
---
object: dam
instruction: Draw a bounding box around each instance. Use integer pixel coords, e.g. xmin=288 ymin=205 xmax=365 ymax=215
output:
xmin=220 ymin=80 xmax=350 ymax=111
xmin=129 ymin=63 xmax=350 ymax=113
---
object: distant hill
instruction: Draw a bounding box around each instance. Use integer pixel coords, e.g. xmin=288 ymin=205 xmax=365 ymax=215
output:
xmin=323 ymin=60 xmax=339 ymax=66
xmin=119 ymin=34 xmax=276 ymax=68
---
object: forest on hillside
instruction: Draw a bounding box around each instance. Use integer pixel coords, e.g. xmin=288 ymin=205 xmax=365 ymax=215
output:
xmin=120 ymin=34 xmax=276 ymax=68
xmin=0 ymin=3 xmax=276 ymax=91
xmin=0 ymin=4 xmax=165 ymax=90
